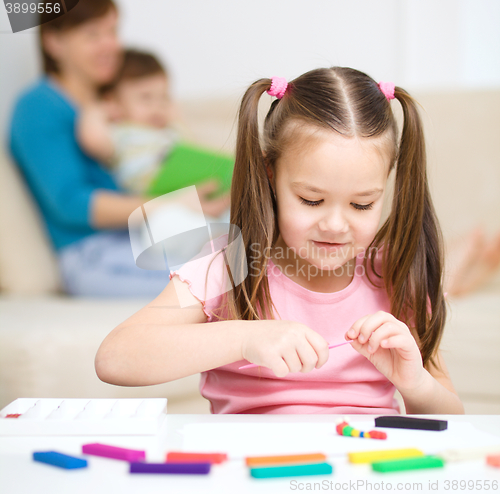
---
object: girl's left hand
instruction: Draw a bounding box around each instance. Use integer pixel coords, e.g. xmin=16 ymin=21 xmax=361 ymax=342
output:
xmin=345 ymin=311 xmax=426 ymax=393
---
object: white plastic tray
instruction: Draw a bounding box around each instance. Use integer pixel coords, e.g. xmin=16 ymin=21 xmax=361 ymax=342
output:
xmin=0 ymin=398 xmax=167 ymax=436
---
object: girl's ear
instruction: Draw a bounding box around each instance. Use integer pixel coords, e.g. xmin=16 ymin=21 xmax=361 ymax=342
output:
xmin=266 ymin=162 xmax=276 ymax=197
xmin=262 ymin=152 xmax=273 ymax=180
xmin=267 ymin=167 xmax=272 ymax=181
xmin=265 ymin=162 xmax=275 ymax=191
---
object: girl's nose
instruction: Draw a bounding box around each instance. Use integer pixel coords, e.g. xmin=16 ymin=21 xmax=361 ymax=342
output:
xmin=318 ymin=208 xmax=349 ymax=234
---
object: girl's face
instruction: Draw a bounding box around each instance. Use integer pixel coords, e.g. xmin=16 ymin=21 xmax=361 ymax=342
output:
xmin=44 ymin=8 xmax=121 ymax=85
xmin=268 ymin=125 xmax=392 ymax=282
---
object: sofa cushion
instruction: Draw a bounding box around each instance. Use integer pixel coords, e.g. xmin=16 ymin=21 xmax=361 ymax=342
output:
xmin=0 ymin=296 xmax=205 ymax=409
xmin=0 ymin=147 xmax=62 ymax=294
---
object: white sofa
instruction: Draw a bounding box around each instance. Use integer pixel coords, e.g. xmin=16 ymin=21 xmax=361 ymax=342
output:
xmin=0 ymin=92 xmax=499 ymax=413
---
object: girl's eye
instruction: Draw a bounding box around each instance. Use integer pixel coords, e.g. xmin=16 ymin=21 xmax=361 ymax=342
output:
xmin=351 ymin=202 xmax=374 ymax=211
xmin=300 ymin=197 xmax=322 ymax=207
xmin=299 ymin=197 xmax=374 ymax=210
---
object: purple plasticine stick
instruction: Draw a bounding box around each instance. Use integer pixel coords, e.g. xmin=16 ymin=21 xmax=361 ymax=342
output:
xmin=238 ymin=340 xmax=354 ymax=370
xmin=130 ymin=462 xmax=211 ymax=474
xmin=82 ymin=443 xmax=145 ymax=462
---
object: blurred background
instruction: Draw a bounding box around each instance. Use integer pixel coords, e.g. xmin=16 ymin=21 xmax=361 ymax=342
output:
xmin=0 ymin=0 xmax=499 ymax=414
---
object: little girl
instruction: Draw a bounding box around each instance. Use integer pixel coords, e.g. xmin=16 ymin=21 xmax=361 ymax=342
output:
xmin=96 ymin=67 xmax=464 ymax=415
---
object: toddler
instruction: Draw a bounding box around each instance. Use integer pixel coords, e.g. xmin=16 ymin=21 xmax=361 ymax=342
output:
xmin=78 ymin=49 xmax=233 ymax=198
xmin=95 ymin=67 xmax=464 ymax=416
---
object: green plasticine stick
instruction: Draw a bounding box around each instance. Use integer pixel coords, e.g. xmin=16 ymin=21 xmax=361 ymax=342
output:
xmin=250 ymin=462 xmax=333 ymax=479
xmin=372 ymin=455 xmax=445 ymax=473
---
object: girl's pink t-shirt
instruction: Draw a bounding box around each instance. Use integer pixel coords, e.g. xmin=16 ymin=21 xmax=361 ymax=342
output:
xmin=169 ymin=234 xmax=400 ymax=415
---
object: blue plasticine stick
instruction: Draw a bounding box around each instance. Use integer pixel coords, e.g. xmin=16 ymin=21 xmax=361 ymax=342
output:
xmin=33 ymin=451 xmax=88 ymax=469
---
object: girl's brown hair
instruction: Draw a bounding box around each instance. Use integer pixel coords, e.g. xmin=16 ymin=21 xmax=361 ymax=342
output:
xmin=39 ymin=0 xmax=117 ymax=75
xmin=222 ymin=67 xmax=446 ymax=369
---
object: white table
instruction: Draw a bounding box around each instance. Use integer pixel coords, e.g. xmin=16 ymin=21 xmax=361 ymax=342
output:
xmin=1 ymin=414 xmax=499 ymax=494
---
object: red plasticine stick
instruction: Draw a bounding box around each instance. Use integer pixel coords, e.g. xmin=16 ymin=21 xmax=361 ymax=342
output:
xmin=166 ymin=452 xmax=228 ymax=464
xmin=239 ymin=340 xmax=353 ymax=370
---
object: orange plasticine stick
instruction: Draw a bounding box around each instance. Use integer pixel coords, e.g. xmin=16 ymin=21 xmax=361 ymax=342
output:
xmin=246 ymin=453 xmax=327 ymax=467
xmin=166 ymin=452 xmax=228 ymax=464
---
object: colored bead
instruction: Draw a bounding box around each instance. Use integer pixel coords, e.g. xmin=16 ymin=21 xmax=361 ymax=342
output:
xmin=359 ymin=431 xmax=364 ymax=438
xmin=368 ymin=430 xmax=387 ymax=440
xmin=336 ymin=422 xmax=348 ymax=435
xmin=351 ymin=429 xmax=360 ymax=437
xmin=342 ymin=426 xmax=354 ymax=436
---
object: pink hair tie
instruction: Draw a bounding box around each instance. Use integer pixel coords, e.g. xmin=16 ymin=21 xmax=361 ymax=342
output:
xmin=378 ymin=81 xmax=395 ymax=101
xmin=267 ymin=76 xmax=288 ymax=99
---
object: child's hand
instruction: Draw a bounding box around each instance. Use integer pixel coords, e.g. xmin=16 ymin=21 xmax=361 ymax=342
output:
xmin=345 ymin=311 xmax=426 ymax=393
xmin=77 ymin=103 xmax=115 ymax=163
xmin=197 ymin=180 xmax=230 ymax=218
xmin=241 ymin=320 xmax=330 ymax=377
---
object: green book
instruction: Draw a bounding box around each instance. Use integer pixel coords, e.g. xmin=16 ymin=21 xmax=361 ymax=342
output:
xmin=147 ymin=141 xmax=234 ymax=199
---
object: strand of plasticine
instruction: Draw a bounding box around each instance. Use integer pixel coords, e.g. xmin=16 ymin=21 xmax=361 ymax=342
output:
xmin=238 ymin=340 xmax=353 ymax=370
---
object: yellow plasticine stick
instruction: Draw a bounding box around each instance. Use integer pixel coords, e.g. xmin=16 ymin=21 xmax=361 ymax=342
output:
xmin=348 ymin=448 xmax=424 ymax=464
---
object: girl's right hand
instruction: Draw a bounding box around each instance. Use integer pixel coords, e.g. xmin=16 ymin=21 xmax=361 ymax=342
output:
xmin=240 ymin=320 xmax=330 ymax=377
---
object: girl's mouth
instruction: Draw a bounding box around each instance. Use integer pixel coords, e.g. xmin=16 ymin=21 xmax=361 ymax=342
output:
xmin=312 ymin=241 xmax=347 ymax=251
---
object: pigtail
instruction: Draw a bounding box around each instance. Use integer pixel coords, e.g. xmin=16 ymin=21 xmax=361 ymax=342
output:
xmin=224 ymin=79 xmax=280 ymax=321
xmin=379 ymin=88 xmax=446 ymax=369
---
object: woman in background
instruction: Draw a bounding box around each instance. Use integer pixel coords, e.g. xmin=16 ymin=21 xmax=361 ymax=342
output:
xmin=8 ymin=0 xmax=229 ymax=297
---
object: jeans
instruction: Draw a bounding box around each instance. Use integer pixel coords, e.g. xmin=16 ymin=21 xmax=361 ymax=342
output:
xmin=58 ymin=230 xmax=170 ymax=298
xmin=58 ymin=206 xmax=231 ymax=298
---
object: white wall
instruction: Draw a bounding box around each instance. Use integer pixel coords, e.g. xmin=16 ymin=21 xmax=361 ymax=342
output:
xmin=117 ymin=0 xmax=402 ymax=99
xmin=1 ymin=0 xmax=499 ymax=139
xmin=402 ymin=0 xmax=500 ymax=90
